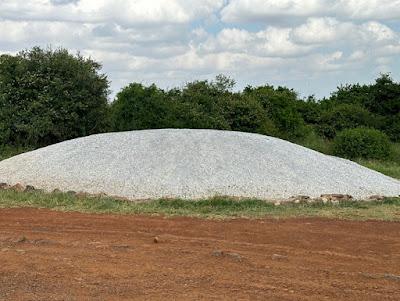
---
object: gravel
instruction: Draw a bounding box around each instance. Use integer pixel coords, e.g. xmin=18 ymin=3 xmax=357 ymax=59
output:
xmin=0 ymin=129 xmax=399 ymax=200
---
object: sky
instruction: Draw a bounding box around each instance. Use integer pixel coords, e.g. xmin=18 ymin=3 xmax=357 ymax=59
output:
xmin=0 ymin=0 xmax=400 ymax=99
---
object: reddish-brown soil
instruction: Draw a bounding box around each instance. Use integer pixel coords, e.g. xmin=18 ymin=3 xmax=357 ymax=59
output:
xmin=0 ymin=208 xmax=399 ymax=300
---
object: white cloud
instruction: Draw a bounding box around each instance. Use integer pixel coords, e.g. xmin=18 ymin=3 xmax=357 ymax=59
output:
xmin=0 ymin=0 xmax=399 ymax=98
xmin=221 ymin=0 xmax=400 ymax=23
xmin=0 ymin=0 xmax=225 ymax=25
xmin=291 ymin=18 xmax=349 ymax=44
xmin=221 ymin=0 xmax=325 ymax=22
xmin=291 ymin=18 xmax=398 ymax=46
xmin=337 ymin=0 xmax=400 ymax=20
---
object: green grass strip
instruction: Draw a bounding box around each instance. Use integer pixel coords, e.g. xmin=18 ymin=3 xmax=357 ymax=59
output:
xmin=1 ymin=190 xmax=399 ymax=221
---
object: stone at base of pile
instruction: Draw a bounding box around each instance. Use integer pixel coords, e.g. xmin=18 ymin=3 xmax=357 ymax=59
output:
xmin=0 ymin=182 xmax=392 ymax=204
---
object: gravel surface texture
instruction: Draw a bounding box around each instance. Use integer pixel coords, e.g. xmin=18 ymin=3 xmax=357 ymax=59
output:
xmin=0 ymin=129 xmax=399 ymax=200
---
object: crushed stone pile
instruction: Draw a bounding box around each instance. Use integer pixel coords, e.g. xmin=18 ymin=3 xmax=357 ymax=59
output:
xmin=0 ymin=129 xmax=399 ymax=200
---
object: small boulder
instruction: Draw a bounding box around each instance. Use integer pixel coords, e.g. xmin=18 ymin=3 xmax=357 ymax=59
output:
xmin=0 ymin=183 xmax=10 ymax=190
xmin=320 ymin=194 xmax=353 ymax=202
xmin=76 ymin=192 xmax=89 ymax=199
xmin=272 ymin=254 xmax=288 ymax=261
xmin=368 ymin=195 xmax=385 ymax=201
xmin=11 ymin=183 xmax=25 ymax=192
xmin=24 ymin=185 xmax=36 ymax=192
xmin=289 ymin=195 xmax=310 ymax=204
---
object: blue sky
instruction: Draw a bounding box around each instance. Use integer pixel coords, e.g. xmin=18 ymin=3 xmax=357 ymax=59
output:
xmin=1 ymin=0 xmax=400 ymax=99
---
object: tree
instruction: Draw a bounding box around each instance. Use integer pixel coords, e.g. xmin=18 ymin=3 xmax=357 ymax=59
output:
xmin=0 ymin=47 xmax=109 ymax=147
xmin=317 ymin=103 xmax=378 ymax=139
xmin=111 ymin=83 xmax=170 ymax=131
xmin=244 ymin=85 xmax=308 ymax=141
xmin=368 ymin=74 xmax=400 ymax=117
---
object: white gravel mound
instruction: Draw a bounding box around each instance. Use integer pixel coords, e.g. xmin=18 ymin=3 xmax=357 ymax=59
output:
xmin=0 ymin=129 xmax=399 ymax=200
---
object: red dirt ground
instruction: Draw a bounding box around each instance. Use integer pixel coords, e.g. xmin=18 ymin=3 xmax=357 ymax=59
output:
xmin=0 ymin=208 xmax=399 ymax=300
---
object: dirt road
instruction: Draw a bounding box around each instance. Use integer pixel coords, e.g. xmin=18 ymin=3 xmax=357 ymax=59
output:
xmin=0 ymin=208 xmax=399 ymax=300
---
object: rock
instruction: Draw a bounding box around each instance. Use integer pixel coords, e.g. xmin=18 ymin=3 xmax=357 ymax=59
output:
xmin=212 ymin=250 xmax=242 ymax=261
xmin=153 ymin=236 xmax=159 ymax=244
xmin=24 ymin=185 xmax=36 ymax=192
xmin=0 ymin=183 xmax=9 ymax=190
xmin=320 ymin=194 xmax=353 ymax=202
xmin=76 ymin=192 xmax=89 ymax=199
xmin=90 ymin=192 xmax=108 ymax=198
xmin=33 ymin=239 xmax=57 ymax=246
xmin=52 ymin=188 xmax=62 ymax=194
xmin=226 ymin=252 xmax=242 ymax=261
xmin=274 ymin=201 xmax=281 ymax=206
xmin=289 ymin=195 xmax=310 ymax=204
xmin=212 ymin=250 xmax=223 ymax=257
xmin=111 ymin=245 xmax=130 ymax=251
xmin=11 ymin=183 xmax=25 ymax=192
xmin=384 ymin=274 xmax=400 ymax=281
xmin=368 ymin=195 xmax=385 ymax=201
xmin=272 ymin=254 xmax=288 ymax=261
xmin=15 ymin=236 xmax=27 ymax=243
xmin=66 ymin=190 xmax=77 ymax=196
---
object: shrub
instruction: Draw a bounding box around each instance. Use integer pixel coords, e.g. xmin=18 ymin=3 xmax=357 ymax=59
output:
xmin=317 ymin=103 xmax=377 ymax=139
xmin=110 ymin=83 xmax=171 ymax=131
xmin=243 ymin=85 xmax=308 ymax=141
xmin=333 ymin=127 xmax=392 ymax=160
xmin=0 ymin=47 xmax=110 ymax=148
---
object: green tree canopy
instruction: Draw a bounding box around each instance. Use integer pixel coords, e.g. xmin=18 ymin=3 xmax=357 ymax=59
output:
xmin=0 ymin=47 xmax=109 ymax=147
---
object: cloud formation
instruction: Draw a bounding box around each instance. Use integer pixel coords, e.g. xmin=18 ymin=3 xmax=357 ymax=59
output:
xmin=0 ymin=0 xmax=399 ymax=97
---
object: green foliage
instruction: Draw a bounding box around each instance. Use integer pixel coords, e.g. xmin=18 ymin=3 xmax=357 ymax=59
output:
xmin=300 ymin=128 xmax=333 ymax=154
xmin=243 ymin=85 xmax=308 ymax=141
xmin=111 ymin=83 xmax=170 ymax=131
xmin=329 ymin=83 xmax=371 ymax=106
xmin=333 ymin=127 xmax=392 ymax=160
xmin=170 ymin=79 xmax=231 ymax=129
xmin=382 ymin=113 xmax=400 ymax=142
xmin=0 ymin=145 xmax=31 ymax=161
xmin=326 ymin=74 xmax=400 ymax=142
xmin=317 ymin=103 xmax=377 ymax=139
xmin=0 ymin=47 xmax=109 ymax=148
xmin=357 ymin=159 xmax=400 ymax=179
xmin=367 ymin=74 xmax=400 ymax=117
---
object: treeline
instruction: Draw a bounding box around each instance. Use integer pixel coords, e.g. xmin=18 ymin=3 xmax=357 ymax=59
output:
xmin=0 ymin=47 xmax=399 ymax=161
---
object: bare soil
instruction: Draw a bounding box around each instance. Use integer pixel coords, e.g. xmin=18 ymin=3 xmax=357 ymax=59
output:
xmin=0 ymin=208 xmax=399 ymax=300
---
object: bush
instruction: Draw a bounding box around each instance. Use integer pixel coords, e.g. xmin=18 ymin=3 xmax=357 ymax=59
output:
xmin=333 ymin=127 xmax=392 ymax=160
xmin=317 ymin=103 xmax=377 ymax=139
xmin=243 ymin=85 xmax=308 ymax=141
xmin=0 ymin=47 xmax=109 ymax=148
xmin=110 ymin=83 xmax=171 ymax=131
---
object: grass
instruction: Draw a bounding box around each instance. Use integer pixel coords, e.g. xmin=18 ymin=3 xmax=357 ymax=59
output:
xmin=299 ymin=135 xmax=400 ymax=179
xmin=0 ymin=146 xmax=32 ymax=161
xmin=356 ymin=143 xmax=400 ymax=179
xmin=0 ymin=189 xmax=399 ymax=221
xmin=357 ymin=160 xmax=400 ymax=179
